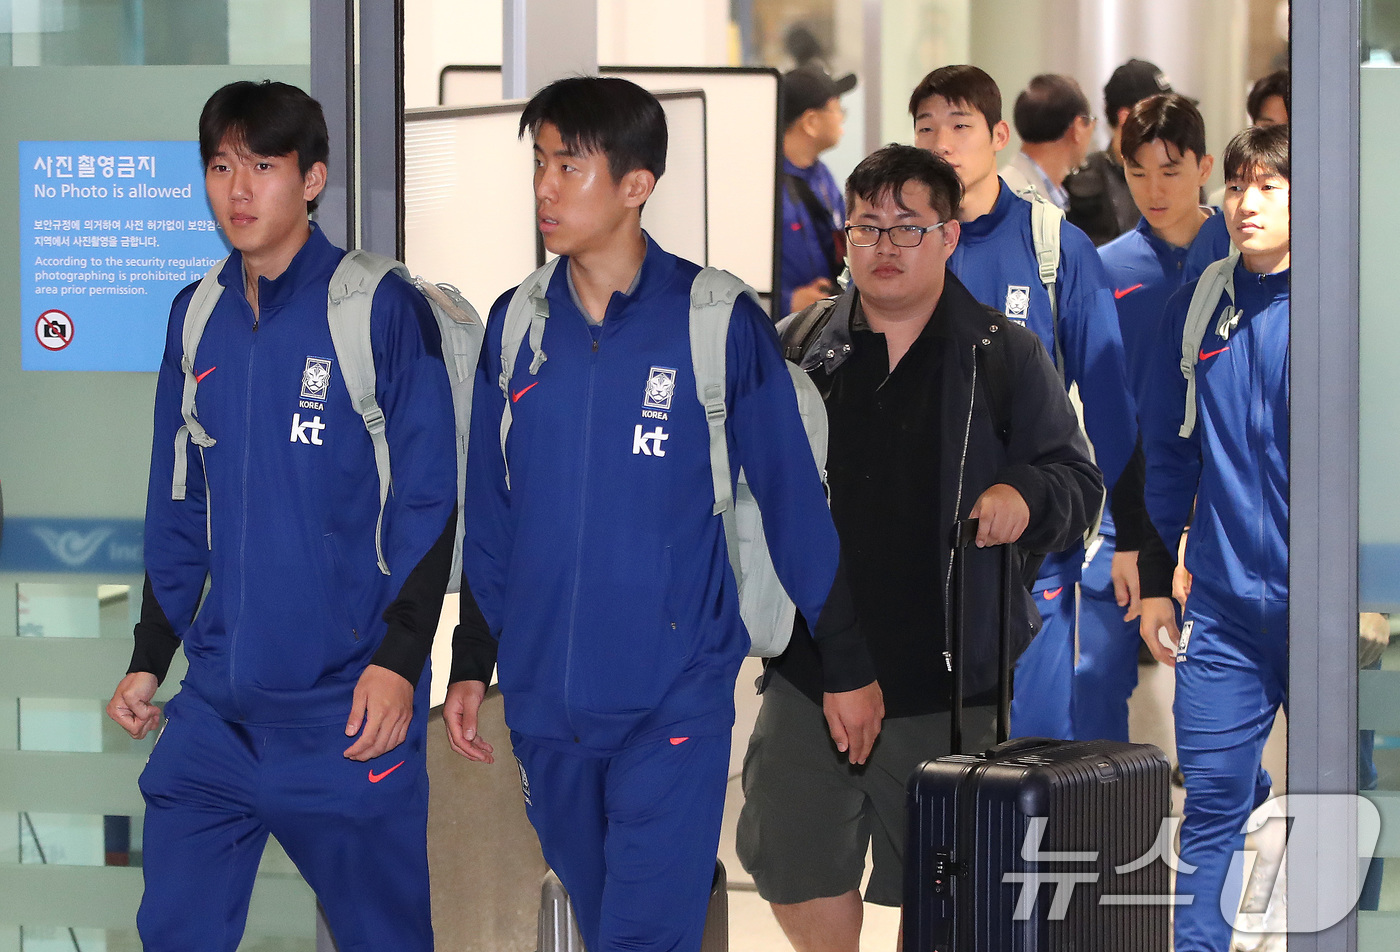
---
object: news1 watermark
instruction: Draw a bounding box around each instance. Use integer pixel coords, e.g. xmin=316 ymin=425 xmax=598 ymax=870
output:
xmin=1001 ymin=794 xmax=1382 ymax=932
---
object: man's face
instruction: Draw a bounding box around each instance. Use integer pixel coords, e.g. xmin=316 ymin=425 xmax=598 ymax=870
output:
xmin=913 ymin=96 xmax=1008 ymax=194
xmin=846 ymin=181 xmax=960 ymax=314
xmin=204 ymin=134 xmax=324 ymax=263
xmin=533 ymin=121 xmax=651 ymax=259
xmin=1224 ymin=169 xmax=1290 ymax=270
xmin=1125 ymin=139 xmax=1213 ymax=241
xmin=1254 ymin=95 xmax=1289 ymax=128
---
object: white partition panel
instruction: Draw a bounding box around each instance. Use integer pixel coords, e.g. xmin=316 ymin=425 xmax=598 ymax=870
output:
xmin=404 ymin=104 xmax=537 ymax=317
xmin=438 ymin=66 xmax=777 ymax=307
xmin=405 ymin=91 xmax=708 ymax=320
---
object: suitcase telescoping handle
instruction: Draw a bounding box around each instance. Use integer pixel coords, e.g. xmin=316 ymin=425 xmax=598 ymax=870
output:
xmin=947 ymin=518 xmax=1015 ymax=754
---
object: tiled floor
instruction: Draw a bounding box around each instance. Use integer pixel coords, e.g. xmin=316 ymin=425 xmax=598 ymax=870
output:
xmin=717 ymin=653 xmax=1289 ymax=951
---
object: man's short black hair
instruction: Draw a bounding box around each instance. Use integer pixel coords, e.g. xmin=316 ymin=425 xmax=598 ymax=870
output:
xmin=909 ymin=65 xmax=1002 ymax=130
xmin=1012 ymin=74 xmax=1090 ymax=144
xmin=845 ymin=143 xmax=963 ymax=224
xmin=199 ymin=81 xmax=329 ymax=211
xmin=1222 ymin=124 xmax=1290 ymax=184
xmin=519 ymin=76 xmax=667 ymax=183
xmin=1121 ymin=94 xmax=1208 ymax=167
xmin=1246 ymin=69 xmax=1291 ymax=125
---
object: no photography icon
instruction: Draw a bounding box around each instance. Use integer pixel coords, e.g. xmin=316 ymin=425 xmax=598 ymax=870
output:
xmin=35 ymin=309 xmax=75 ymax=351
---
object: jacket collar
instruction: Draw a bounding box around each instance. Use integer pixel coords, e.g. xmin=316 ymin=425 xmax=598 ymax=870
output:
xmin=217 ymin=222 xmax=342 ymax=313
xmin=801 ymin=270 xmax=1002 ymax=374
xmin=545 ymin=231 xmax=681 ymax=323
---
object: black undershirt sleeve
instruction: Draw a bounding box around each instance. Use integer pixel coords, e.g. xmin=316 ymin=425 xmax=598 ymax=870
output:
xmin=371 ymin=506 xmax=457 ymax=684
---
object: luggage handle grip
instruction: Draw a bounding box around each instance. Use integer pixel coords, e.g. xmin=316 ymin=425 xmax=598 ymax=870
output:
xmin=984 ymin=736 xmax=1057 ymax=757
xmin=947 ymin=518 xmax=1016 ymax=753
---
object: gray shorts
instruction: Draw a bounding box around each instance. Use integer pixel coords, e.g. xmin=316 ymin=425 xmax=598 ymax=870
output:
xmin=736 ymin=675 xmax=996 ymax=906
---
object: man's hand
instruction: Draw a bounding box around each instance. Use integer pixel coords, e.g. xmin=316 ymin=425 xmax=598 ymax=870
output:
xmin=443 ymin=680 xmax=496 ymax=763
xmin=344 ymin=664 xmax=414 ymax=761
xmin=789 ymin=278 xmax=837 ymax=313
xmin=1111 ymin=550 xmax=1141 ymax=621
xmin=1360 ymin=613 xmax=1390 ymax=669
xmin=107 ymin=672 xmax=161 ymax=739
xmin=823 ymin=681 xmax=884 ymax=765
xmin=1138 ymin=597 xmax=1179 ymax=667
xmin=1173 ymin=531 xmax=1192 ymax=608
xmin=968 ymin=484 xmax=1030 ymax=547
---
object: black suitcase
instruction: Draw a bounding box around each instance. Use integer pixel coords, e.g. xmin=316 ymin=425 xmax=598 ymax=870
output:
xmin=903 ymin=520 xmax=1171 ymax=952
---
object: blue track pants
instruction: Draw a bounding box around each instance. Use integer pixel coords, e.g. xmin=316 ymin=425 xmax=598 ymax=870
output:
xmin=136 ymin=690 xmax=432 ymax=951
xmin=1172 ymin=591 xmax=1286 ymax=952
xmin=1011 ymin=580 xmax=1075 ymax=739
xmin=1072 ymin=535 xmax=1140 ymax=742
xmin=512 ymin=731 xmax=729 ymax=952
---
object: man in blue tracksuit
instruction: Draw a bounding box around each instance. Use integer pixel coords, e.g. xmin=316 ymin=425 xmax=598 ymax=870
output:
xmin=104 ymin=82 xmax=457 ymax=950
xmin=910 ymin=65 xmax=1139 ymax=739
xmin=441 ymin=77 xmax=883 ymax=952
xmin=1137 ymin=125 xmax=1290 ymax=952
xmin=1082 ymin=94 xmax=1230 ymax=742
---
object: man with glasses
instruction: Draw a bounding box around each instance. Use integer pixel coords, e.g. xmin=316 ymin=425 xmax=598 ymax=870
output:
xmin=1001 ymin=74 xmax=1097 ymax=210
xmin=737 ymin=144 xmax=1101 ymax=952
xmin=910 ymin=64 xmax=1139 ymax=742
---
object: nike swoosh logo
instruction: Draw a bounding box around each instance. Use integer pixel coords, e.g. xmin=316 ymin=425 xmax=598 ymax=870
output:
xmin=670 ymin=737 xmax=690 ymax=746
xmin=1042 ymin=587 xmax=1064 ymax=601
xmin=368 ymin=760 xmax=405 ymax=783
xmin=512 ymin=381 xmax=539 ymax=403
xmin=1114 ymin=284 xmax=1144 ymax=299
xmin=195 ymin=366 xmax=217 ymax=382
xmin=1199 ymin=346 xmax=1230 ymax=360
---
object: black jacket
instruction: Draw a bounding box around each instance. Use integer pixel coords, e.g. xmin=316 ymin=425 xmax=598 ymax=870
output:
xmin=777 ymin=274 xmax=1103 ymax=703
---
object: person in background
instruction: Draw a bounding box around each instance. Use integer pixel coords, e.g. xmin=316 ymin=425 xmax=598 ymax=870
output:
xmin=1066 ymin=58 xmax=1175 ymax=246
xmin=1000 ymin=73 xmax=1096 ymax=210
xmin=1081 ymin=93 xmax=1230 ymax=743
xmin=778 ymin=65 xmax=857 ymax=317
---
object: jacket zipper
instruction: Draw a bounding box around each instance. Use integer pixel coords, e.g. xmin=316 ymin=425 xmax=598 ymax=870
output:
xmin=230 ymin=304 xmax=258 ymax=719
xmin=943 ymin=345 xmax=979 ymax=674
xmin=563 ymin=326 xmax=601 ymax=740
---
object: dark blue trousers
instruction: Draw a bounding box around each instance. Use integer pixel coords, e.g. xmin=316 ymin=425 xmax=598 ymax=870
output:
xmin=136 ymin=689 xmax=432 ymax=951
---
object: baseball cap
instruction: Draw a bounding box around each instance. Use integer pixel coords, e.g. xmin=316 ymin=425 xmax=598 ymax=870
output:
xmin=1103 ymin=59 xmax=1173 ymax=117
xmin=782 ymin=66 xmax=858 ymax=128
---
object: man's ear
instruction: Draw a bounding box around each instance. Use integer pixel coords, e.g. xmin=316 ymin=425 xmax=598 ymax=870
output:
xmin=991 ymin=119 xmax=1011 ymax=154
xmin=303 ymin=162 xmax=328 ymax=203
xmin=620 ymin=167 xmax=657 ymax=209
xmin=942 ymin=218 xmax=962 ymax=254
xmin=1196 ymin=153 xmax=1216 ymax=186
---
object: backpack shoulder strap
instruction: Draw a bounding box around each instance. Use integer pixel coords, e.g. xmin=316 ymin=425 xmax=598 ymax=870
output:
xmin=779 ymin=296 xmax=841 ymax=363
xmin=1178 ymin=250 xmax=1240 ymax=438
xmin=497 ymin=257 xmax=562 ymax=488
xmin=1028 ymin=194 xmax=1065 ymax=373
xmin=172 ymin=258 xmax=229 ymax=509
xmin=689 ymin=267 xmax=762 ymax=519
xmin=327 ymin=249 xmax=407 ymax=575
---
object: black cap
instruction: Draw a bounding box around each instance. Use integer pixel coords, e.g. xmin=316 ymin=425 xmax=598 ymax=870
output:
xmin=782 ymin=66 xmax=858 ymax=128
xmin=1104 ymin=59 xmax=1173 ymax=118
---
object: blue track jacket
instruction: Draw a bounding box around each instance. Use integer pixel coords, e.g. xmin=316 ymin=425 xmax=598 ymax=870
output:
xmin=949 ymin=179 xmax=1137 ymax=582
xmin=1099 ymin=211 xmax=1231 ymax=406
xmin=136 ymin=226 xmax=458 ymax=726
xmin=1139 ymin=261 xmax=1290 ymax=605
xmin=456 ymin=235 xmax=872 ymax=753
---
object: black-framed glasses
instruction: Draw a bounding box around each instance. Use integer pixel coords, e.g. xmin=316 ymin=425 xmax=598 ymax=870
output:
xmin=844 ymin=222 xmax=946 ymax=248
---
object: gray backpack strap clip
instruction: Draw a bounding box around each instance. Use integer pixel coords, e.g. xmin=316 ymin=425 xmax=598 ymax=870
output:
xmin=689 ymin=268 xmax=761 ymax=523
xmin=327 ymin=249 xmax=407 ymax=575
xmin=1178 ymin=250 xmax=1240 ymax=438
xmin=497 ymin=258 xmax=562 ymax=489
xmin=172 ymin=259 xmax=229 ymax=518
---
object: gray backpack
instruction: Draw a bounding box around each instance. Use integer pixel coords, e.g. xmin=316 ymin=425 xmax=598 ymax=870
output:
xmin=171 ymin=251 xmax=483 ymax=591
xmin=1177 ymin=248 xmax=1242 ymax=438
xmin=495 ymin=261 xmax=828 ymax=658
xmin=1002 ymin=174 xmax=1066 ymax=371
